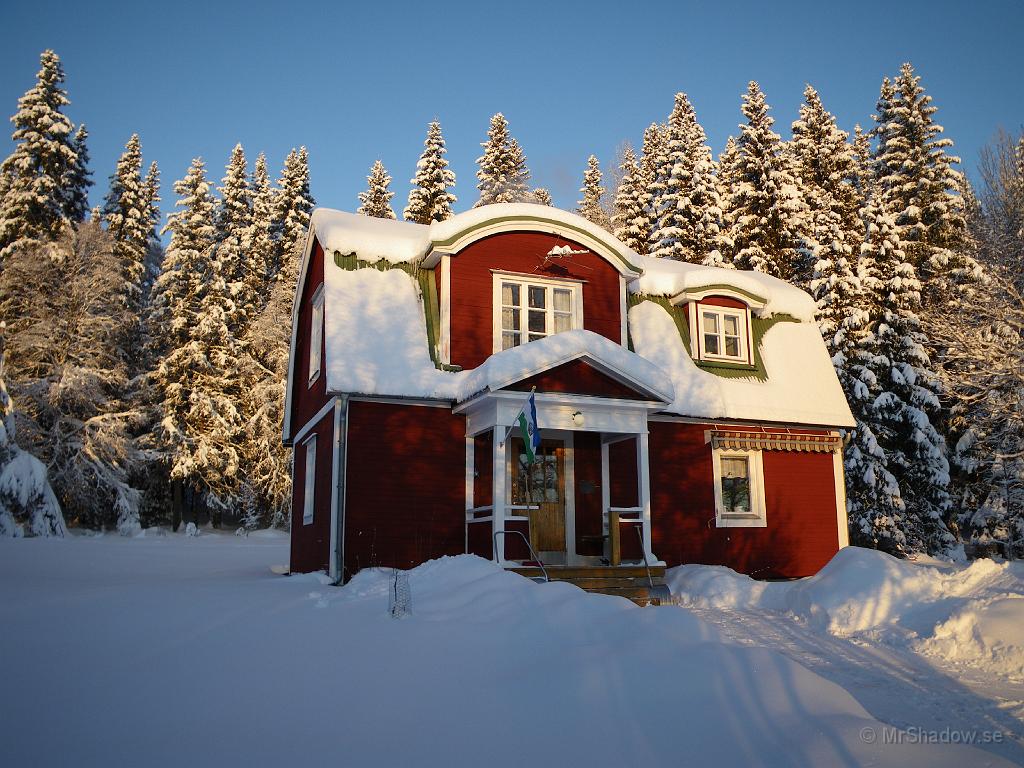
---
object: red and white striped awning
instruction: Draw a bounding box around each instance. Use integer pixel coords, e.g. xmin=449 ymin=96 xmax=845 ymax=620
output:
xmin=708 ymin=430 xmax=842 ymax=453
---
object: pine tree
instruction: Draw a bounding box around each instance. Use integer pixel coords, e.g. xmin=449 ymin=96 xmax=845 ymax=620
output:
xmin=635 ymin=123 xmax=666 ymax=254
xmin=276 ymin=147 xmax=315 ymax=268
xmin=612 ymin=146 xmax=646 ymax=252
xmin=873 ymin=63 xmax=980 ymax=305
xmin=357 ymin=159 xmax=396 ymax=219
xmin=531 ymin=188 xmax=553 ymax=206
xmin=476 ymin=113 xmax=531 ymax=206
xmin=0 ymin=50 xmax=79 ymax=259
xmin=102 ymin=135 xmax=150 ymax=319
xmin=151 ymin=158 xmax=241 ymax=521
xmin=215 ymin=144 xmax=254 ymax=334
xmin=648 ymin=94 xmax=693 ymax=257
xmin=728 ymin=82 xmax=813 ymax=284
xmin=855 ymin=194 xmax=952 ymax=553
xmin=63 ymin=124 xmax=91 ymax=223
xmin=247 ymin=152 xmax=277 ymax=305
xmin=576 ymin=155 xmax=610 ymax=229
xmin=0 ymin=323 xmax=65 ymax=537
xmin=404 ymin=121 xmax=456 ymax=223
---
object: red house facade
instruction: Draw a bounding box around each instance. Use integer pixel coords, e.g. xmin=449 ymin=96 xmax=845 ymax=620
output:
xmin=283 ymin=205 xmax=855 ymax=587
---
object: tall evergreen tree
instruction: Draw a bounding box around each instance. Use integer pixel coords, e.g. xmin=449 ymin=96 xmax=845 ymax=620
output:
xmin=873 ymin=63 xmax=980 ymax=304
xmin=102 ymin=135 xmax=150 ymax=319
xmin=0 ymin=50 xmax=79 ymax=259
xmin=215 ymin=144 xmax=254 ymax=334
xmin=63 ymin=124 xmax=92 ymax=223
xmin=728 ymin=82 xmax=813 ymax=283
xmin=612 ymin=146 xmax=646 ymax=252
xmin=247 ymin=152 xmax=277 ymax=303
xmin=151 ymin=158 xmax=241 ymax=521
xmin=576 ymin=154 xmax=610 ymax=229
xmin=404 ymin=121 xmax=456 ymax=224
xmin=647 ymin=94 xmax=693 ymax=256
xmin=275 ymin=147 xmax=315 ymax=268
xmin=531 ymin=188 xmax=553 ymax=206
xmin=356 ymin=159 xmax=396 ymax=220
xmin=855 ymin=194 xmax=953 ymax=553
xmin=635 ymin=122 xmax=666 ymax=254
xmin=475 ymin=113 xmax=531 ymax=206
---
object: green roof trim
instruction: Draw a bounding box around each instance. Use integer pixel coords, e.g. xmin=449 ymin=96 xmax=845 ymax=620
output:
xmin=673 ymin=282 xmax=768 ymax=306
xmin=333 ymin=250 xmax=444 ymax=370
xmin=429 ymin=215 xmax=643 ymax=275
xmin=626 ymin=294 xmax=799 ymax=382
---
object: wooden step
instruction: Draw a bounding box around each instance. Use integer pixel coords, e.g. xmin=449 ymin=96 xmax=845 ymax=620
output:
xmin=508 ymin=564 xmax=669 ymax=606
xmin=510 ymin=565 xmax=666 ymax=580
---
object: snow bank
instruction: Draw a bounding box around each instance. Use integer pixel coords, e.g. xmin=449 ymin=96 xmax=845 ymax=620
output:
xmin=629 ymin=300 xmax=856 ymax=426
xmin=669 ymin=547 xmax=1024 ymax=679
xmin=2 ymin=536 xmax=1015 ymax=767
xmin=631 ymin=253 xmax=818 ymax=321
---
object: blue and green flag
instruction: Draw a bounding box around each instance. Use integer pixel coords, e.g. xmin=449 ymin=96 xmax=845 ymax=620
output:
xmin=517 ymin=391 xmax=541 ymax=463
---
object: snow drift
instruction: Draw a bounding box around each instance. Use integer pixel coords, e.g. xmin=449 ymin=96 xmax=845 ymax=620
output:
xmin=668 ymin=546 xmax=1024 ymax=679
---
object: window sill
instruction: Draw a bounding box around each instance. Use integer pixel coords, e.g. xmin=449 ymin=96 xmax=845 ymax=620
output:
xmin=697 ymin=359 xmax=756 ymax=372
xmin=716 ymin=515 xmax=767 ymax=528
xmin=307 ymin=370 xmax=321 ymax=388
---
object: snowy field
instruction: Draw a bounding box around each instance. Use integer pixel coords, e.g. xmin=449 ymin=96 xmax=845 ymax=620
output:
xmin=1 ymin=534 xmax=1022 ymax=768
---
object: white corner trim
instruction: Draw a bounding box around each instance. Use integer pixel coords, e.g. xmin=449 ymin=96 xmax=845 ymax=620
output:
xmin=832 ymin=445 xmax=850 ymax=548
xmin=619 ymin=274 xmax=628 ymax=347
xmin=440 ymin=255 xmax=451 ymax=365
xmin=328 ymin=399 xmax=342 ymax=581
xmin=711 ymin=446 xmax=767 ymax=528
xmin=291 ymin=397 xmax=339 ymax=447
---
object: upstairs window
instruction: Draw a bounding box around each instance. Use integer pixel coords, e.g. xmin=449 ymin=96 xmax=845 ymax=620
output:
xmin=688 ymin=301 xmax=752 ymax=365
xmin=309 ymin=285 xmax=324 ymax=385
xmin=493 ymin=274 xmax=582 ymax=352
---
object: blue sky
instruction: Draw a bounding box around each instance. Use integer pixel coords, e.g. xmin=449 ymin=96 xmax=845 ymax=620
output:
xmin=1 ymin=0 xmax=1022 ymax=224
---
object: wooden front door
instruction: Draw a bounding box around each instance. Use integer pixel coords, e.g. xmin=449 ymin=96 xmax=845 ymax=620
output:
xmin=510 ymin=437 xmax=566 ymax=554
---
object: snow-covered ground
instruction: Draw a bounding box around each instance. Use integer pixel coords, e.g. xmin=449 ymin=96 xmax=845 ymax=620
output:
xmin=1 ymin=534 xmax=1020 ymax=768
xmin=669 ymin=548 xmax=1024 ymax=765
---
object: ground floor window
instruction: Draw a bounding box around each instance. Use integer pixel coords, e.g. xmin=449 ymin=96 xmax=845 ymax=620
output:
xmin=712 ymin=447 xmax=766 ymax=527
xmin=302 ymin=435 xmax=317 ymax=525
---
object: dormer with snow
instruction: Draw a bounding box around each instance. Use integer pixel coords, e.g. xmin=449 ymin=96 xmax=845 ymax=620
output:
xmin=283 ymin=204 xmax=855 ymax=592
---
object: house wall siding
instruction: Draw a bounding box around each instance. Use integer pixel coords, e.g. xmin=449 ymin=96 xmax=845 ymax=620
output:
xmin=289 ymin=409 xmax=336 ymax=574
xmin=507 ymin=360 xmax=649 ymax=400
xmin=448 ymin=231 xmax=623 ymax=370
xmin=648 ymin=420 xmax=840 ymax=578
xmin=343 ymin=401 xmax=466 ymax=579
xmin=289 ymin=237 xmax=329 ymax=437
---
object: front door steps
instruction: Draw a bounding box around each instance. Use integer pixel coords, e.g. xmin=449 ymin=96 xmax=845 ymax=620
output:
xmin=509 ymin=564 xmax=670 ymax=606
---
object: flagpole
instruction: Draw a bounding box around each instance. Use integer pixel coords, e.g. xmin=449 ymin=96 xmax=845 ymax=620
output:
xmin=499 ymin=386 xmax=537 ymax=448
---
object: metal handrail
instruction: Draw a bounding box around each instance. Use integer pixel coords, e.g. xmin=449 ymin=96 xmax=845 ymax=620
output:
xmin=493 ymin=530 xmax=549 ymax=583
xmin=634 ymin=524 xmax=655 ymax=590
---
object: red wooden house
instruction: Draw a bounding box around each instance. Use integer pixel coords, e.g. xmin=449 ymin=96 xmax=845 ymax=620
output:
xmin=283 ymin=204 xmax=855 ymax=594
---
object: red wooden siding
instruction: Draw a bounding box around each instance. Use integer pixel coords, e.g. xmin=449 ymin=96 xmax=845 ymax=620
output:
xmin=448 ymin=231 xmax=623 ymax=370
xmin=608 ymin=437 xmax=642 ymax=561
xmin=473 ymin=431 xmax=492 ymax=508
xmin=507 ymin=360 xmax=649 ymax=400
xmin=573 ymin=432 xmax=604 ymax=557
xmin=648 ymin=420 xmax=840 ymax=578
xmin=700 ymin=296 xmax=747 ymax=309
xmin=289 ymin=236 xmax=329 ymax=438
xmin=289 ymin=409 xmax=335 ymax=574
xmin=343 ymin=401 xmax=466 ymax=579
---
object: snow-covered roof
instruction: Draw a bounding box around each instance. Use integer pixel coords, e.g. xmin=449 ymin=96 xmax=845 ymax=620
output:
xmin=300 ymin=205 xmax=855 ymax=429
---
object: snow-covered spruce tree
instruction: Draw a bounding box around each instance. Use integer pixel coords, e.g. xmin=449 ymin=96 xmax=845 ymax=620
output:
xmin=0 ymin=222 xmax=142 ymax=533
xmin=475 ymin=113 xmax=531 ymax=206
xmin=141 ymin=160 xmax=163 ymax=288
xmin=856 ymin=194 xmax=953 ymax=553
xmin=0 ymin=323 xmax=65 ymax=537
xmin=63 ymin=124 xmax=92 ymax=224
xmin=576 ymin=155 xmax=610 ymax=230
xmin=0 ymin=50 xmax=80 ymax=260
xmin=728 ymin=82 xmax=814 ymax=284
xmin=246 ymin=152 xmax=277 ymax=306
xmin=102 ymin=135 xmax=150 ymax=324
xmin=357 ymin=159 xmax=396 ymax=219
xmin=612 ymin=146 xmax=647 ymax=252
xmin=531 ymin=188 xmax=553 ymax=206
xmin=215 ymin=143 xmax=255 ymax=335
xmin=275 ymin=146 xmax=315 ymax=270
xmin=873 ymin=63 xmax=980 ymax=308
xmin=404 ymin=121 xmax=456 ymax=224
xmin=648 ymin=94 xmax=694 ymax=258
xmin=635 ymin=122 xmax=666 ymax=254
xmin=151 ymin=159 xmax=242 ymax=524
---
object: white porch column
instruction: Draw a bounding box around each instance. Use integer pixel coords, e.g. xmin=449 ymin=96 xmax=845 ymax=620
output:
xmin=637 ymin=432 xmax=654 ymax=561
xmin=600 ymin=438 xmax=611 ymax=540
xmin=465 ymin=435 xmax=474 ymax=554
xmin=492 ymin=426 xmax=507 ymax=564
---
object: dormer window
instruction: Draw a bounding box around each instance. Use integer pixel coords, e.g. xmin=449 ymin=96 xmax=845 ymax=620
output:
xmin=700 ymin=306 xmax=747 ymax=361
xmin=684 ymin=297 xmax=754 ymax=366
xmin=493 ymin=273 xmax=583 ymax=352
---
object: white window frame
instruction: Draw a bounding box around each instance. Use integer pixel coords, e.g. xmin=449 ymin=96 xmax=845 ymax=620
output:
xmin=308 ymin=285 xmax=325 ymax=386
xmin=302 ymin=434 xmax=317 ymax=526
xmin=688 ymin=303 xmax=752 ymax=365
xmin=711 ymin=446 xmax=766 ymax=528
xmin=491 ymin=272 xmax=583 ymax=354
